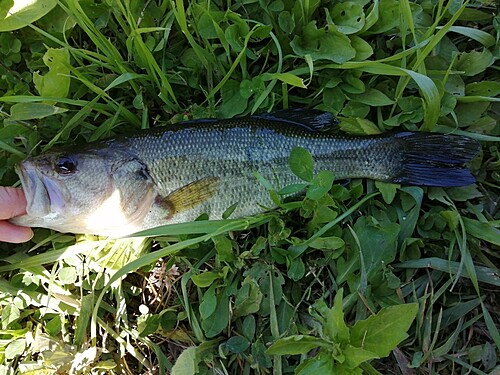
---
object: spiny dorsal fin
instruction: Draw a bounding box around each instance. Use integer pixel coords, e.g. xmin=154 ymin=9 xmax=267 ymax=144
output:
xmin=253 ymin=109 xmax=339 ymax=131
xmin=159 ymin=177 xmax=220 ymax=218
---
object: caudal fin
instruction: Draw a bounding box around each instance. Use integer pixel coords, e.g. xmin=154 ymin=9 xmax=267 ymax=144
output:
xmin=391 ymin=132 xmax=480 ymax=187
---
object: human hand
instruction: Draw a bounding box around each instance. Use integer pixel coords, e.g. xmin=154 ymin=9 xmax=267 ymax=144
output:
xmin=0 ymin=187 xmax=33 ymax=243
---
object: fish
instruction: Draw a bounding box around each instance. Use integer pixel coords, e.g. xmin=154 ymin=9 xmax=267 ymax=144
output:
xmin=10 ymin=109 xmax=480 ymax=237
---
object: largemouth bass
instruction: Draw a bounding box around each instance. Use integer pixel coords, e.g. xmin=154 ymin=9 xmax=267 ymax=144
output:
xmin=11 ymin=110 xmax=479 ymax=237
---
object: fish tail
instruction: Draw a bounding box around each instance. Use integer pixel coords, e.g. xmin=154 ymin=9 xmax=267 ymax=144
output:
xmin=391 ymin=132 xmax=480 ymax=187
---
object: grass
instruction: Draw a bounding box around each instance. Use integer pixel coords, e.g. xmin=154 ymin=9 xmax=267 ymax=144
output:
xmin=0 ymin=0 xmax=499 ymax=374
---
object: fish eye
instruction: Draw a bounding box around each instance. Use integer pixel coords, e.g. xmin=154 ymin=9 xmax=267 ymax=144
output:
xmin=55 ymin=155 xmax=78 ymax=175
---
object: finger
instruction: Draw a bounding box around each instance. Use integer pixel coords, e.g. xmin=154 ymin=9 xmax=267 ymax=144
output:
xmin=0 ymin=221 xmax=33 ymax=243
xmin=0 ymin=187 xmax=27 ymax=220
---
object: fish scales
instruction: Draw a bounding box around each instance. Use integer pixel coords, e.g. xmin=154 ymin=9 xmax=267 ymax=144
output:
xmin=123 ymin=119 xmax=396 ymax=226
xmin=10 ymin=110 xmax=479 ymax=236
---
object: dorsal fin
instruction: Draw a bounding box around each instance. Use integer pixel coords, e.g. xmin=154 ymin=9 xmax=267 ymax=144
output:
xmin=253 ymin=109 xmax=339 ymax=132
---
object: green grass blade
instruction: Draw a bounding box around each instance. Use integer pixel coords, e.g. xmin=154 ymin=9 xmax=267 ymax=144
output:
xmin=395 ymin=258 xmax=500 ymax=287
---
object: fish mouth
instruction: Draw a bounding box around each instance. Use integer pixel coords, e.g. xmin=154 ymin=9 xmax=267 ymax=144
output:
xmin=15 ymin=161 xmax=66 ymax=218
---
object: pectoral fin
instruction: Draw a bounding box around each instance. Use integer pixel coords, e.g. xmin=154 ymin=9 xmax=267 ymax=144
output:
xmin=159 ymin=177 xmax=221 ymax=218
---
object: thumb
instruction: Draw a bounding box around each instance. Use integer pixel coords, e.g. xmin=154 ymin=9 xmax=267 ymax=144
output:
xmin=0 ymin=187 xmax=27 ymax=220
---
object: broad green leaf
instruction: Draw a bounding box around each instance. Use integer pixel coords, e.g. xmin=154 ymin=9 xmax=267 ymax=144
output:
xmin=219 ymin=80 xmax=247 ymax=118
xmin=225 ymin=336 xmax=250 ymax=353
xmin=0 ymin=0 xmax=57 ymax=31
xmin=444 ymin=74 xmax=465 ymax=96
xmin=366 ymin=0 xmax=399 ymax=34
xmin=5 ymin=338 xmax=26 ymax=360
xmin=342 ymin=101 xmax=369 ymax=117
xmin=266 ymin=335 xmax=327 ymax=355
xmin=289 ymin=147 xmax=314 ymax=182
xmin=10 ymin=102 xmax=68 ymax=120
xmin=287 ymin=258 xmax=305 ymax=281
xmin=234 ymin=277 xmax=263 ymax=317
xmin=133 ymin=92 xmax=144 ymax=109
xmin=257 ymin=267 xmax=284 ymax=316
xmin=375 ymin=181 xmax=398 ymax=204
xmin=249 ymin=236 xmax=267 ymax=256
xmin=242 ymin=315 xmax=256 ymax=340
xmin=138 ymin=314 xmax=160 ymax=337
xmin=343 ymin=344 xmax=379 ymax=369
xmin=199 ymin=285 xmax=217 ymax=319
xmin=307 ymin=170 xmax=335 ymax=200
xmin=323 ymin=86 xmax=346 ymax=112
xmin=454 ymin=101 xmax=491 ymax=127
xmin=201 ymin=289 xmax=230 ymax=338
xmin=278 ymin=11 xmax=294 ymax=33
xmin=290 ymin=22 xmax=356 ymax=63
xmin=267 ymin=0 xmax=283 ymax=12
xmin=311 ymin=205 xmax=339 ymax=226
xmin=171 ymin=346 xmax=199 ymax=375
xmin=309 ymin=236 xmax=345 ymax=251
xmin=440 ymin=210 xmax=460 ymax=230
xmin=191 ymin=271 xmax=221 ymax=288
xmin=455 ymin=49 xmax=494 ymax=76
xmin=276 ymin=299 xmax=296 ymax=335
xmin=213 ymin=235 xmax=234 ymax=262
xmin=325 ymin=289 xmax=350 ymax=343
xmin=349 ymin=35 xmax=373 ymax=60
xmin=353 ymin=216 xmax=399 ymax=280
xmin=36 ymin=4 xmax=75 ymax=33
xmin=225 ymin=23 xmax=249 ymax=52
xmin=350 ymin=89 xmax=395 ymax=106
xmin=465 ymin=81 xmax=500 ymax=97
xmin=2 ymin=303 xmax=20 ymax=329
xmin=295 ymin=353 xmax=337 ymax=374
xmin=330 ymin=2 xmax=365 ymax=34
xmin=350 ymin=303 xmax=418 ymax=357
xmin=58 ymin=266 xmax=77 ymax=285
xmin=196 ymin=10 xmax=223 ymax=39
xmin=160 ymin=311 xmax=177 ymax=331
xmin=239 ymin=80 xmax=253 ymax=99
xmin=340 ymin=117 xmax=381 ymax=135
xmin=33 ymin=48 xmax=71 ymax=98
xmin=342 ymin=74 xmax=365 ymax=93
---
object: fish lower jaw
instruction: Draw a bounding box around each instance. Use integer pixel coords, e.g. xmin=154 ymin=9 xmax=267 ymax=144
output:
xmin=9 ymin=213 xmax=58 ymax=228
